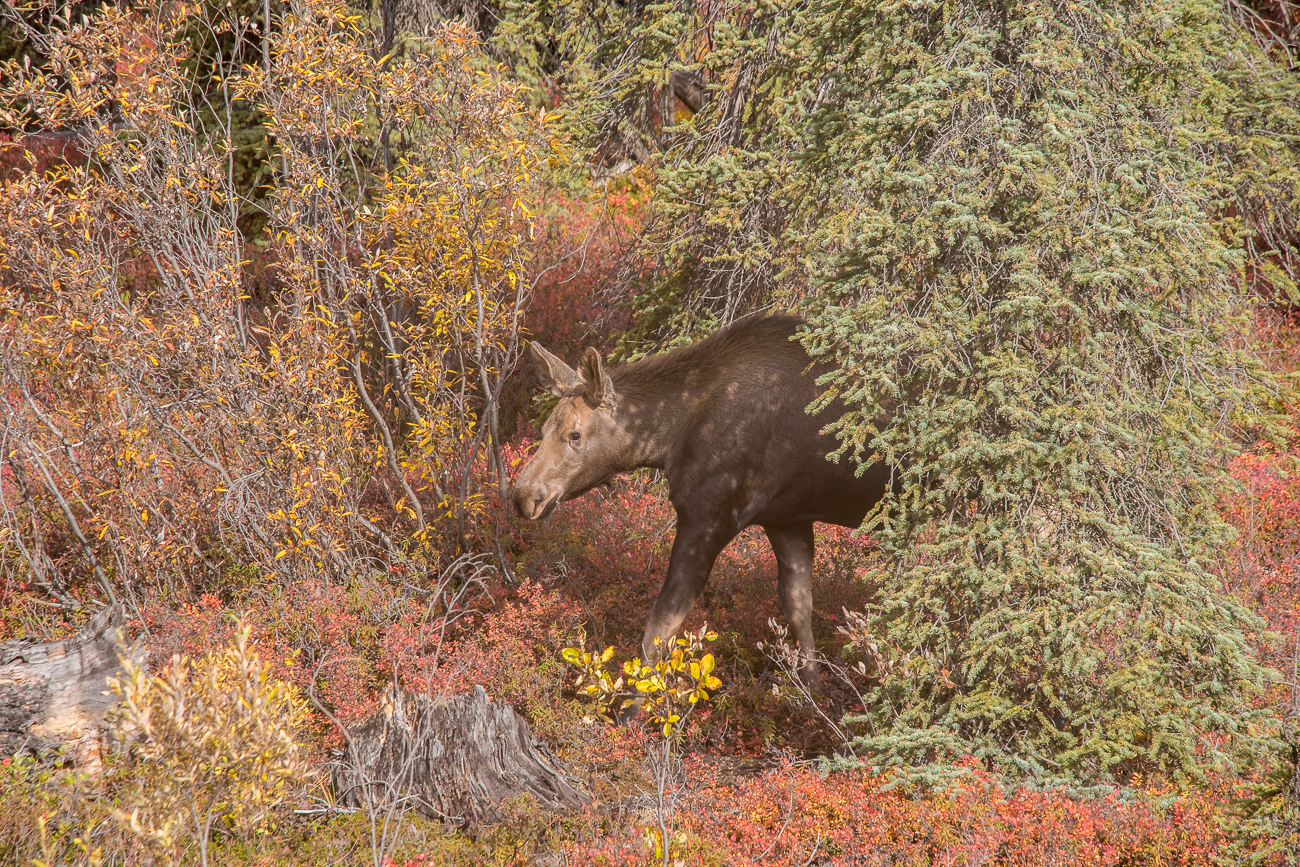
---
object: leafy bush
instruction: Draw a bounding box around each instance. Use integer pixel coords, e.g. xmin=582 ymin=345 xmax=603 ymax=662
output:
xmin=564 ymin=624 xmax=722 ymax=738
xmin=108 ymin=620 xmax=309 ymax=867
xmin=0 ymin=0 xmax=547 ymax=631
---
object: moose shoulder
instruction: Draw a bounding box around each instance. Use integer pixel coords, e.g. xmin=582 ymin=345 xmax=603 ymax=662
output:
xmin=513 ymin=314 xmax=891 ymax=673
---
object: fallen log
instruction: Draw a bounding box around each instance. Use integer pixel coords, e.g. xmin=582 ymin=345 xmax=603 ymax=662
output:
xmin=332 ymin=685 xmax=588 ymax=825
xmin=0 ymin=604 xmax=144 ymax=771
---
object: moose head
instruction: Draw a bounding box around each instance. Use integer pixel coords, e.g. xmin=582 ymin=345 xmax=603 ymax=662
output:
xmin=513 ymin=343 xmax=629 ymax=521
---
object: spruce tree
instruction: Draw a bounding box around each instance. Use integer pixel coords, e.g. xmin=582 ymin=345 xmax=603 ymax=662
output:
xmin=786 ymin=0 xmax=1295 ymax=786
xmin=545 ymin=0 xmax=1300 ymax=786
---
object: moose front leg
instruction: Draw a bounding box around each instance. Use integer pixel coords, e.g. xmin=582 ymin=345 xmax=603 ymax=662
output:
xmin=764 ymin=521 xmax=818 ymax=681
xmin=642 ymin=513 xmax=737 ymax=663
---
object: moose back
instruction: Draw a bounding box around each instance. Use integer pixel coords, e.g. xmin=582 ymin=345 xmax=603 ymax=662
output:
xmin=513 ymin=314 xmax=891 ymax=673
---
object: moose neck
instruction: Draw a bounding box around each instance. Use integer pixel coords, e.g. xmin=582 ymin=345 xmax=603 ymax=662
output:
xmin=607 ymin=366 xmax=698 ymax=472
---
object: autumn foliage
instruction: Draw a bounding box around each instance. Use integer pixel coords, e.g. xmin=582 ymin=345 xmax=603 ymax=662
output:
xmin=547 ymin=760 xmax=1236 ymax=867
xmin=0 ymin=0 xmax=544 ymax=620
xmin=0 ymin=0 xmax=1297 ymax=865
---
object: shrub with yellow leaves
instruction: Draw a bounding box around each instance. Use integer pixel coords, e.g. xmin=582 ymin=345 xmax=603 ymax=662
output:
xmin=107 ymin=620 xmax=309 ymax=867
xmin=0 ymin=0 xmax=548 ymax=622
xmin=562 ymin=624 xmax=722 ymax=739
xmin=563 ymin=625 xmax=722 ymax=866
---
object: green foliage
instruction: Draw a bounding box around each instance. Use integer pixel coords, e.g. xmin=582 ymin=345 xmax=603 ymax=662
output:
xmin=788 ymin=0 xmax=1292 ymax=788
xmin=486 ymin=0 xmax=637 ymax=97
xmin=549 ymin=0 xmax=1300 ymax=786
xmin=533 ymin=0 xmax=815 ymax=342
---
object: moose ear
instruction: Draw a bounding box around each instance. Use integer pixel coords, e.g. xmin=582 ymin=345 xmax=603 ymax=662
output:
xmin=529 ymin=342 xmax=582 ymax=397
xmin=578 ymin=347 xmax=616 ymax=409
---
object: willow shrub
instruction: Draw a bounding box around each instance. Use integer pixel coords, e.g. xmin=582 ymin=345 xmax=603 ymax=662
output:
xmin=0 ymin=2 xmax=545 ymax=613
xmin=108 ymin=622 xmax=309 ymax=867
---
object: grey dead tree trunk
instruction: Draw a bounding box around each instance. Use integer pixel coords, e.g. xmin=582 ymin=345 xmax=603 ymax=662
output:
xmin=332 ymin=684 xmax=588 ymax=824
xmin=0 ymin=604 xmax=144 ymax=771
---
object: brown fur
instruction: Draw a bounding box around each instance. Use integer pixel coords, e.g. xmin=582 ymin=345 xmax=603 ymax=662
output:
xmin=514 ymin=314 xmax=891 ymax=672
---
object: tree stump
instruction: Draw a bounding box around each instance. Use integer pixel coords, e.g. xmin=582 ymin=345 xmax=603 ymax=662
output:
xmin=332 ymin=685 xmax=588 ymax=824
xmin=0 ymin=605 xmax=144 ymax=772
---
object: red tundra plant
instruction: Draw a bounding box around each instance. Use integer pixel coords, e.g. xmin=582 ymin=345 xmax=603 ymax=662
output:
xmin=136 ymin=576 xmax=410 ymax=744
xmin=526 ymin=171 xmax=651 ymax=364
xmin=501 ymin=172 xmax=652 ymax=441
xmin=551 ymin=760 xmax=1242 ymax=866
xmin=127 ymin=447 xmax=583 ymax=751
xmin=383 ymin=576 xmax=584 ymax=724
xmin=1225 ymin=441 xmax=1300 ymax=644
xmin=136 ymin=564 xmax=585 ymax=750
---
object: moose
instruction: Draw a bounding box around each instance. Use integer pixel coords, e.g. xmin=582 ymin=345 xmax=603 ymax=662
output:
xmin=513 ymin=314 xmax=892 ymax=676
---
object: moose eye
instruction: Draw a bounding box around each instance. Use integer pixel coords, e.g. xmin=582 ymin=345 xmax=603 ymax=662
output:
xmin=568 ymin=431 xmax=581 ymax=444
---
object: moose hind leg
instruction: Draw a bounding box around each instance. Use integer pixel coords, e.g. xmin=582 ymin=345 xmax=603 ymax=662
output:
xmin=642 ymin=514 xmax=737 ymax=662
xmin=764 ymin=522 xmax=817 ymax=678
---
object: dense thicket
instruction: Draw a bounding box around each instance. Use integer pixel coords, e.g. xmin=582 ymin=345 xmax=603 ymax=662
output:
xmin=0 ymin=1 xmax=543 ymax=614
xmin=788 ymin=0 xmax=1300 ymax=787
xmin=489 ymin=0 xmax=1300 ymax=786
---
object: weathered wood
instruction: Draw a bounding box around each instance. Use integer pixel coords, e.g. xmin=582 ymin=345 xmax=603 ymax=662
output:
xmin=332 ymin=685 xmax=588 ymax=825
xmin=0 ymin=604 xmax=143 ymax=770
